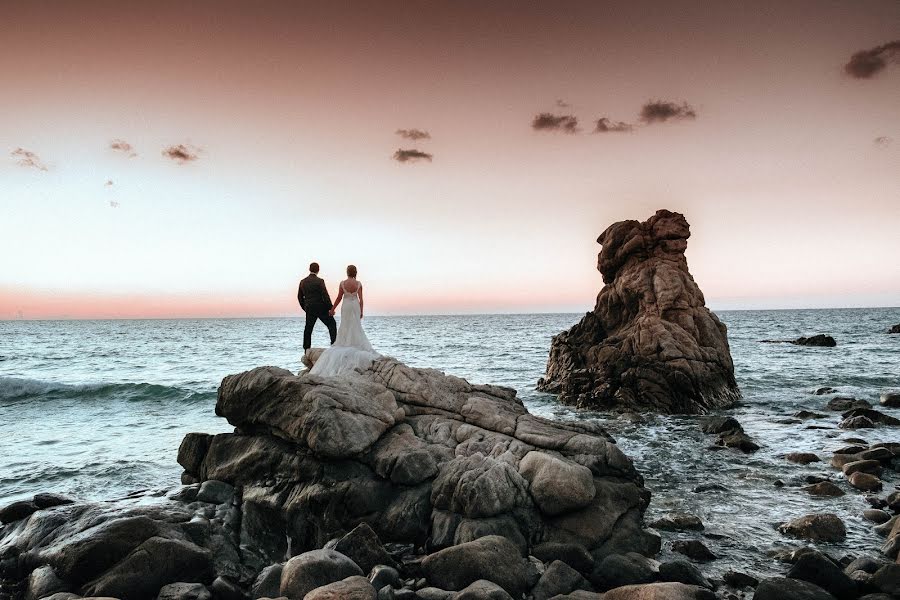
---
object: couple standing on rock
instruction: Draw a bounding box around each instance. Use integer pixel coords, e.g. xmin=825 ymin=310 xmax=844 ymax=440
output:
xmin=297 ymin=261 xmax=380 ymax=378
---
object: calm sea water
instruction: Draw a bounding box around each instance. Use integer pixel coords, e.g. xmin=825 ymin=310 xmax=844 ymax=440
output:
xmin=1 ymin=309 xmax=899 ymax=576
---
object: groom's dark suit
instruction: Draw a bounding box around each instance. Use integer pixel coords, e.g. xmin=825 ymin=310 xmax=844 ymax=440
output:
xmin=298 ymin=273 xmax=337 ymax=350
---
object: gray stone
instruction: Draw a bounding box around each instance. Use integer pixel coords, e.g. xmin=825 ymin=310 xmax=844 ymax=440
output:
xmin=870 ymin=564 xmax=900 ymax=596
xmin=26 ymin=565 xmax=71 ymax=600
xmin=279 ymin=549 xmax=364 ymax=600
xmin=601 ymin=583 xmax=715 ymax=600
xmin=786 ymin=550 xmax=856 ymax=599
xmin=591 ymin=553 xmax=658 ymax=589
xmin=156 ymin=582 xmax=212 ymax=600
xmin=530 ymin=560 xmax=591 ymax=600
xmin=304 ymin=575 xmax=376 ymax=600
xmin=880 ymin=392 xmax=900 ymax=407
xmin=329 ymin=523 xmax=396 ymax=574
xmin=196 ymin=480 xmax=234 ymax=505
xmin=420 ymin=535 xmax=527 ymax=596
xmin=251 ymin=564 xmax=283 ymax=599
xmin=754 ymin=577 xmax=837 ymax=600
xmin=455 ymin=580 xmax=513 ymax=600
xmin=658 ymin=561 xmax=712 ymax=589
xmin=531 ymin=542 xmax=594 ymax=573
xmin=519 ymin=451 xmax=596 ymax=515
xmin=778 ymin=514 xmax=846 ymax=543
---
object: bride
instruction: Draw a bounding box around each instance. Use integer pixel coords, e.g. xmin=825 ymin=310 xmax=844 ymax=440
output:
xmin=308 ymin=265 xmax=379 ymax=377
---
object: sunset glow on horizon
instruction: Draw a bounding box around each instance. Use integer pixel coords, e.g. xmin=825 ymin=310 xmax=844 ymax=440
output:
xmin=2 ymin=1 xmax=899 ymax=320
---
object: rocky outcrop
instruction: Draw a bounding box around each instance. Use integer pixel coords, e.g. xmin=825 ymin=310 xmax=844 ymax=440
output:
xmin=888 ymin=324 xmax=899 ymax=334
xmin=537 ymin=210 xmax=740 ymax=414
xmin=793 ymin=335 xmax=837 ymax=347
xmin=0 ymin=357 xmax=655 ymax=600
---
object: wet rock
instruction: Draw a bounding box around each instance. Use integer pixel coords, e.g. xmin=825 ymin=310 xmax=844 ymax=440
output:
xmin=518 ymin=451 xmax=596 ymax=516
xmin=591 ymin=553 xmax=658 ymax=589
xmin=858 ymin=447 xmax=893 ymax=462
xmin=793 ymin=335 xmax=836 ymax=347
xmin=536 ymin=210 xmax=741 ymax=414
xmin=716 ymin=430 xmax=759 ymax=453
xmin=815 ymin=387 xmax=837 ymax=395
xmin=755 ymin=577 xmax=838 ymax=600
xmin=842 ymin=460 xmax=882 ymax=477
xmin=889 ymin=325 xmax=900 ymax=334
xmin=530 ymin=560 xmax=591 ymax=600
xmin=531 ymin=542 xmax=594 ymax=573
xmin=842 ymin=408 xmax=900 ymax=427
xmin=83 ymin=536 xmax=214 ymax=600
xmin=700 ymin=417 xmax=741 ymax=435
xmin=722 ymin=570 xmax=758 ymax=588
xmin=786 ymin=549 xmax=856 ymax=599
xmin=455 ymin=580 xmax=513 ymax=600
xmin=420 ymin=535 xmax=527 ymax=596
xmin=844 ymin=556 xmax=889 ymax=575
xmin=870 ymin=564 xmax=900 ymax=596
xmin=414 ymin=589 xmax=455 ymax=600
xmin=658 ymin=561 xmax=712 ymax=589
xmin=880 ymin=392 xmax=900 ymax=407
xmin=863 ymin=509 xmax=891 ymax=524
xmin=368 ymin=566 xmax=400 ymax=592
xmin=250 ymin=564 xmax=283 ymax=599
xmin=0 ymin=500 xmax=39 ymax=524
xmin=327 ymin=523 xmax=397 ymax=574
xmin=25 ymin=565 xmax=70 ymax=600
xmin=304 ymin=575 xmax=376 ymax=600
xmin=670 ymin=540 xmax=716 ymax=562
xmin=848 ymin=472 xmax=882 ymax=492
xmin=839 ymin=416 xmax=876 ymax=430
xmin=786 ymin=453 xmax=821 ymax=465
xmin=833 ymin=445 xmax=867 ymax=455
xmin=156 ymin=582 xmax=212 ymax=600
xmin=826 ymin=397 xmax=871 ymax=411
xmin=32 ymin=493 xmax=75 ymax=510
xmin=778 ymin=514 xmax=847 ymax=543
xmin=196 ymin=480 xmax=234 ymax=505
xmin=831 ymin=454 xmax=861 ymax=469
xmin=692 ymin=483 xmax=727 ymax=493
xmin=794 ymin=411 xmax=827 ymax=419
xmin=279 ymin=549 xmax=364 ymax=600
xmin=648 ymin=513 xmax=704 ymax=532
xmin=178 ymin=433 xmax=214 ymax=477
xmin=874 ymin=515 xmax=898 ymax=537
xmin=601 ymin=582 xmax=716 ymax=600
xmin=802 ymin=482 xmax=845 ymax=497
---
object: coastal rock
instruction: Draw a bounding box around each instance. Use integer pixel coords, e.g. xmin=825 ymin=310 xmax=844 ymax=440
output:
xmin=531 ymin=542 xmax=595 ymax=573
xmin=601 ymin=582 xmax=716 ymax=600
xmin=420 ymin=535 xmax=528 ymax=595
xmin=670 ymin=540 xmax=716 ymax=562
xmin=888 ymin=324 xmax=900 ymax=334
xmin=303 ymin=575 xmax=376 ymax=600
xmin=826 ymin=397 xmax=871 ymax=411
xmin=657 ymin=561 xmax=712 ymax=589
xmin=879 ymin=392 xmax=900 ymax=407
xmin=754 ymin=577 xmax=838 ymax=600
xmin=793 ymin=335 xmax=837 ymax=347
xmin=530 ymin=560 xmax=591 ymax=600
xmin=648 ymin=513 xmax=703 ymax=532
xmin=848 ymin=472 xmax=882 ymax=492
xmin=778 ymin=514 xmax=847 ymax=543
xmin=786 ymin=550 xmax=856 ymax=599
xmin=455 ymin=579 xmax=514 ymax=600
xmin=802 ymin=482 xmax=844 ymax=497
xmin=326 ymin=523 xmax=396 ymax=574
xmin=536 ymin=210 xmax=740 ymax=414
xmin=591 ymin=553 xmax=659 ymax=589
xmin=156 ymin=582 xmax=212 ymax=600
xmin=785 ymin=453 xmax=821 ymax=465
xmin=279 ymin=549 xmax=363 ymax=599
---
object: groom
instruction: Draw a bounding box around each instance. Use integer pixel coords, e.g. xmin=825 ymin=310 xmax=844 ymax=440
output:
xmin=298 ymin=262 xmax=337 ymax=351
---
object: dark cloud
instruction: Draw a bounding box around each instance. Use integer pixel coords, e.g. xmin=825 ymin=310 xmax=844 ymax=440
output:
xmin=11 ymin=147 xmax=48 ymax=171
xmin=162 ymin=143 xmax=201 ymax=163
xmin=109 ymin=200 xmax=120 ymax=208
xmin=639 ymin=100 xmax=697 ymax=124
xmin=104 ymin=179 xmax=114 ymax=186
xmin=844 ymin=41 xmax=900 ymax=79
xmin=396 ymin=128 xmax=431 ymax=141
xmin=594 ymin=117 xmax=634 ymax=133
xmin=110 ymin=139 xmax=137 ymax=157
xmin=393 ymin=149 xmax=433 ymax=163
xmin=555 ymin=99 xmax=572 ymax=109
xmin=531 ymin=112 xmax=579 ymax=133
xmin=874 ymin=136 xmax=893 ymax=147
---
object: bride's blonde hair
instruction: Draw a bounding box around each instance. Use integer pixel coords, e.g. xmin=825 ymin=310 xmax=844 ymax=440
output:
xmin=346 ymin=265 xmax=357 ymax=278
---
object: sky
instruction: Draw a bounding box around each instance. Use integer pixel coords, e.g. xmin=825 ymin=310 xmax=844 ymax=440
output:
xmin=1 ymin=0 xmax=898 ymax=319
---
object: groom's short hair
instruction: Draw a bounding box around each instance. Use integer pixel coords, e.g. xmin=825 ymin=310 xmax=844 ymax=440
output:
xmin=309 ymin=262 xmax=319 ymax=274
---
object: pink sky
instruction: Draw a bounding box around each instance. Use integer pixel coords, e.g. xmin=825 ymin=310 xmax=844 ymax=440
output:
xmin=1 ymin=1 xmax=898 ymax=319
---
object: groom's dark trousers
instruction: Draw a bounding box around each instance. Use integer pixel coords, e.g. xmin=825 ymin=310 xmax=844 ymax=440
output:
xmin=298 ymin=273 xmax=337 ymax=350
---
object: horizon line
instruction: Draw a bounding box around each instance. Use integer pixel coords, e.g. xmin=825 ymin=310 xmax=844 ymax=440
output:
xmin=3 ymin=305 xmax=899 ymax=323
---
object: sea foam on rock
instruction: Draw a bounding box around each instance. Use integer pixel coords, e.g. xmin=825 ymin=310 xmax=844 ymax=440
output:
xmin=537 ymin=209 xmax=740 ymax=414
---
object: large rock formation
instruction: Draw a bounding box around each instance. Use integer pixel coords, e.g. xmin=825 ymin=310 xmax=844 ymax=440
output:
xmin=0 ymin=357 xmax=657 ymax=600
xmin=537 ymin=209 xmax=740 ymax=414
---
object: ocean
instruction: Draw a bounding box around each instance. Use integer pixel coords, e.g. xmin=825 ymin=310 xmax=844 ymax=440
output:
xmin=1 ymin=308 xmax=899 ymax=576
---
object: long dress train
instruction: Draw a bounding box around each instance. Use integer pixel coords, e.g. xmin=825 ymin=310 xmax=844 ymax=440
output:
xmin=308 ymin=282 xmax=378 ymax=377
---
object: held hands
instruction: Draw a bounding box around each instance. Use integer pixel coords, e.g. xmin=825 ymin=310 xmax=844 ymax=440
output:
xmin=328 ymin=309 xmax=335 ymax=316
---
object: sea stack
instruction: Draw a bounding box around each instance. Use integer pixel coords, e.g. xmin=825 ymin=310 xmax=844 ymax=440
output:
xmin=538 ymin=209 xmax=740 ymax=414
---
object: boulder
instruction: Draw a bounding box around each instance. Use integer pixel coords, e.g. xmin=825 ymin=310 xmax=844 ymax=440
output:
xmin=786 ymin=550 xmax=856 ymax=599
xmin=530 ymin=560 xmax=591 ymax=600
xmin=591 ymin=553 xmax=659 ymax=589
xmin=778 ymin=514 xmax=846 ymax=543
xmin=839 ymin=416 xmax=876 ymax=430
xmin=531 ymin=542 xmax=595 ymax=573
xmin=601 ymin=582 xmax=715 ymax=600
xmin=888 ymin=324 xmax=900 ymax=334
xmin=303 ymin=575 xmax=376 ymax=600
xmin=848 ymin=472 xmax=882 ymax=492
xmin=722 ymin=570 xmax=758 ymax=588
xmin=879 ymin=392 xmax=900 ymax=407
xmin=327 ymin=523 xmax=396 ymax=574
xmin=647 ymin=513 xmax=703 ymax=532
xmin=754 ymin=577 xmax=838 ymax=600
xmin=841 ymin=408 xmax=900 ymax=426
xmin=518 ymin=451 xmax=596 ymax=515
xmin=0 ymin=499 xmax=39 ymax=524
xmin=793 ymin=335 xmax=837 ymax=347
xmin=251 ymin=564 xmax=284 ymax=599
xmin=196 ymin=480 xmax=234 ymax=505
xmin=870 ymin=564 xmax=900 ymax=596
xmin=670 ymin=540 xmax=716 ymax=562
xmin=657 ymin=561 xmax=712 ymax=589
xmin=279 ymin=550 xmax=364 ymax=600
xmin=156 ymin=582 xmax=212 ymax=600
xmin=826 ymin=397 xmax=870 ymax=411
xmin=455 ymin=580 xmax=514 ymax=600
xmin=26 ymin=565 xmax=71 ymax=600
xmin=536 ymin=209 xmax=740 ymax=414
xmin=786 ymin=453 xmax=821 ymax=465
xmin=802 ymin=482 xmax=844 ymax=497
xmin=842 ymin=460 xmax=882 ymax=477
xmin=420 ymin=536 xmax=527 ymax=596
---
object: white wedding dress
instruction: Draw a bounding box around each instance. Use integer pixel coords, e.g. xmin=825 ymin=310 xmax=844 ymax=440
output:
xmin=309 ymin=281 xmax=379 ymax=378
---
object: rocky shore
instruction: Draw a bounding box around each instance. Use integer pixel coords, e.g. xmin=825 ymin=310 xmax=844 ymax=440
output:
xmin=2 ymin=354 xmax=900 ymax=599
